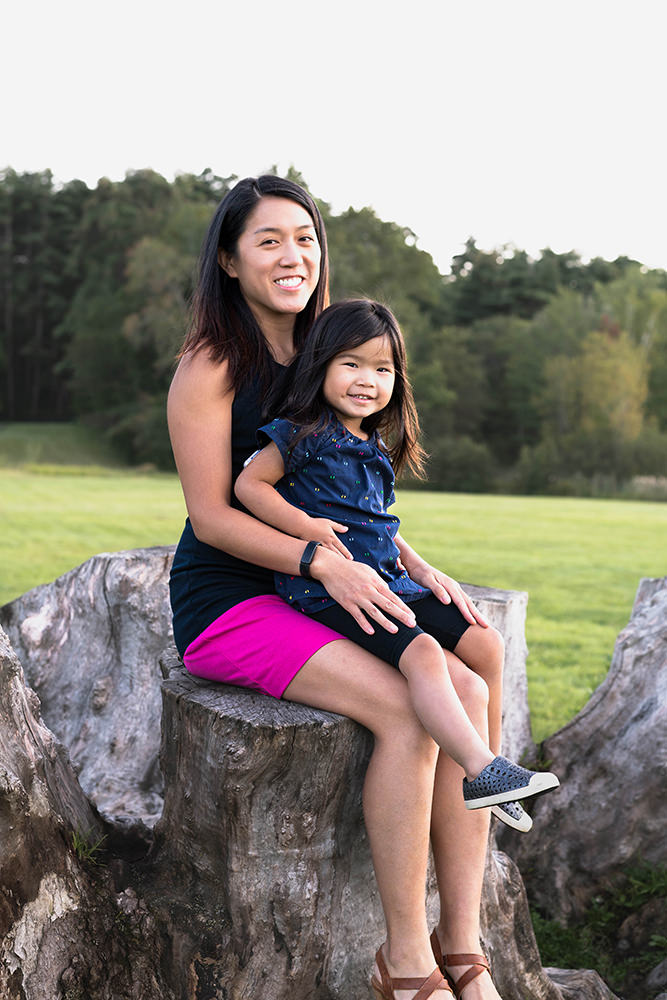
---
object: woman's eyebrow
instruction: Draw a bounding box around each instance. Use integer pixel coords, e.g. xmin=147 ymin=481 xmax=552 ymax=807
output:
xmin=252 ymin=223 xmax=316 ymax=235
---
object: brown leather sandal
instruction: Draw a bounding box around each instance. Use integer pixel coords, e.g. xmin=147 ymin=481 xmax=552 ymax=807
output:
xmin=443 ymin=953 xmax=491 ymax=998
xmin=429 ymin=929 xmax=445 ymax=973
xmin=371 ymin=946 xmax=454 ymax=1000
xmin=429 ymin=932 xmax=492 ymax=998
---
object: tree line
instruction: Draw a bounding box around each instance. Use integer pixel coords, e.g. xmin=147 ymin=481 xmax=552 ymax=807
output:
xmin=1 ymin=165 xmax=666 ymax=494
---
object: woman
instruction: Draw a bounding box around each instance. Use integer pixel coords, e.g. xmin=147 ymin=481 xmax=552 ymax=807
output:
xmin=168 ymin=174 xmax=506 ymax=1000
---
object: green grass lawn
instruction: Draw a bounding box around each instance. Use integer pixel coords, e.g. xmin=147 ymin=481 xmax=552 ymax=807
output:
xmin=0 ymin=421 xmax=125 ymax=467
xmin=396 ymin=491 xmax=665 ymax=740
xmin=1 ymin=461 xmax=664 ymax=742
xmin=0 ymin=467 xmax=186 ymax=605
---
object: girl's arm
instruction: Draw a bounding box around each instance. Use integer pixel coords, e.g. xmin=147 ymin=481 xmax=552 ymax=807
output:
xmin=394 ymin=532 xmax=489 ymax=628
xmin=168 ymin=349 xmax=413 ymax=635
xmin=235 ymin=444 xmax=352 ymax=559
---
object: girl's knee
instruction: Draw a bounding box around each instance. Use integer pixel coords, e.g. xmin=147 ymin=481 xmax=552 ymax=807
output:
xmin=455 ymin=666 xmax=490 ymax=714
xmin=459 ymin=624 xmax=504 ymax=683
xmin=399 ymin=632 xmax=444 ymax=677
xmin=483 ymin=626 xmax=505 ymax=674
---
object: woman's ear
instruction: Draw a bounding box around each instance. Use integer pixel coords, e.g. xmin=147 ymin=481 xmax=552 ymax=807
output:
xmin=218 ymin=248 xmax=237 ymax=277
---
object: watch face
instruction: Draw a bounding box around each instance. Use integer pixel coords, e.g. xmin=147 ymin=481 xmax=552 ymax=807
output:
xmin=300 ymin=541 xmax=320 ymax=578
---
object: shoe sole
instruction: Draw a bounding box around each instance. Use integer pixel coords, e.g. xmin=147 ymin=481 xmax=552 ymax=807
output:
xmin=491 ymin=804 xmax=533 ymax=832
xmin=465 ymin=771 xmax=559 ymax=810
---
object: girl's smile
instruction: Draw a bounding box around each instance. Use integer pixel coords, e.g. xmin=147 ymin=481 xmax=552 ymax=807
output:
xmin=322 ymin=336 xmax=395 ymax=435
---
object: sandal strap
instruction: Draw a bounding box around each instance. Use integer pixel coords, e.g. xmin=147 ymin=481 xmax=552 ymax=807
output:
xmin=444 ymin=954 xmax=489 ymax=967
xmin=429 ymin=928 xmax=445 ymax=972
xmin=443 ymin=954 xmax=490 ymax=996
xmin=375 ymin=948 xmax=453 ymax=998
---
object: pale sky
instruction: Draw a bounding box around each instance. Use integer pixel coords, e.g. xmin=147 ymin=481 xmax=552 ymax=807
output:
xmin=4 ymin=0 xmax=666 ymax=274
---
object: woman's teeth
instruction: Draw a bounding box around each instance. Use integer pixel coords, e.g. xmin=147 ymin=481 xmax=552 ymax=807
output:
xmin=275 ymin=276 xmax=303 ymax=287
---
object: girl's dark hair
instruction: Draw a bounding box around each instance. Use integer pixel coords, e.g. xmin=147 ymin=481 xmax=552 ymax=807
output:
xmin=274 ymin=299 xmax=426 ymax=479
xmin=179 ymin=175 xmax=329 ymax=391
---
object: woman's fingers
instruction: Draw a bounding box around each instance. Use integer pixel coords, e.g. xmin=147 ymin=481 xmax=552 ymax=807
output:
xmin=317 ymin=558 xmax=416 ymax=632
xmin=433 ymin=575 xmax=489 ymax=628
xmin=348 ymin=586 xmax=416 ymax=633
xmin=336 ymin=586 xmax=415 ymax=635
xmin=430 ymin=580 xmax=452 ymax=605
xmin=341 ymin=597 xmax=403 ymax=635
xmin=462 ymin=593 xmax=489 ymax=627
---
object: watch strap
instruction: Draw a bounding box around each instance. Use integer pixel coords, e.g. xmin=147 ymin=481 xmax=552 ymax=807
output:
xmin=299 ymin=541 xmax=321 ymax=579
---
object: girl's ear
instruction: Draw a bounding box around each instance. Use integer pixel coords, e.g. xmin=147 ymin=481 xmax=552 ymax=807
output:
xmin=218 ymin=248 xmax=237 ymax=277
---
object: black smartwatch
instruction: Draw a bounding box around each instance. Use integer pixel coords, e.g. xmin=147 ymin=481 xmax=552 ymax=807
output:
xmin=299 ymin=541 xmax=321 ymax=579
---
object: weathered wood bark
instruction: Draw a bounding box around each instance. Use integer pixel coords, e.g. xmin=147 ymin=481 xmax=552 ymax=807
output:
xmin=478 ymin=852 xmax=619 ymax=1000
xmin=0 ymin=547 xmax=175 ymax=834
xmin=148 ymin=651 xmax=375 ymax=998
xmin=545 ymin=968 xmax=624 ymax=1000
xmin=502 ymin=576 xmax=667 ymax=924
xmin=0 ymin=626 xmax=172 ymax=1000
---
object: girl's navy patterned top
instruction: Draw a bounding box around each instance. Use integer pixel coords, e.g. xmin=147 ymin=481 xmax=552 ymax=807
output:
xmin=258 ymin=415 xmax=428 ymax=613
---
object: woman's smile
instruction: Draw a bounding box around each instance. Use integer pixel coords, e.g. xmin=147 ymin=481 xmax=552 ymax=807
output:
xmin=275 ymin=275 xmax=306 ymax=288
xmin=221 ymin=196 xmax=321 ymax=326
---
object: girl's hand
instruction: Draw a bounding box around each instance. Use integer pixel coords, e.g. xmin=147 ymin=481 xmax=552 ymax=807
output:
xmin=408 ymin=559 xmax=489 ymax=628
xmin=301 ymin=518 xmax=352 ymax=559
xmin=309 ymin=547 xmax=417 ymax=635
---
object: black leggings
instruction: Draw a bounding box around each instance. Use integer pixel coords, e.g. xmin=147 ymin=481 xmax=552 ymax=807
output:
xmin=309 ymin=592 xmax=471 ymax=669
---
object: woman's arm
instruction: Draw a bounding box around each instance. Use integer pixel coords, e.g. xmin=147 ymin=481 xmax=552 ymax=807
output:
xmin=394 ymin=532 xmax=489 ymax=628
xmin=168 ymin=350 xmax=414 ymax=634
xmin=235 ymin=444 xmax=352 ymax=559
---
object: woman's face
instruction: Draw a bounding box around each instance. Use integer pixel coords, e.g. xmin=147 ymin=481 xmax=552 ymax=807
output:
xmin=221 ymin=196 xmax=321 ymax=329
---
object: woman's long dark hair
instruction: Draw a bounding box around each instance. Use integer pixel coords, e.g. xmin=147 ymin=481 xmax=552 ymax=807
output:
xmin=179 ymin=175 xmax=329 ymax=392
xmin=273 ymin=299 xmax=426 ymax=479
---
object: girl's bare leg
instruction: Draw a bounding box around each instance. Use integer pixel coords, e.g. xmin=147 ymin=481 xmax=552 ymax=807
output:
xmin=455 ymin=625 xmax=505 ymax=755
xmin=284 ymin=639 xmax=449 ymax=998
xmin=398 ymin=633 xmax=495 ymax=779
xmin=430 ymin=641 xmax=505 ymax=1000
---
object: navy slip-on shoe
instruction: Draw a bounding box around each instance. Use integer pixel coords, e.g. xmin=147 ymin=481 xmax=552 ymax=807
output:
xmin=463 ymin=755 xmax=559 ymax=810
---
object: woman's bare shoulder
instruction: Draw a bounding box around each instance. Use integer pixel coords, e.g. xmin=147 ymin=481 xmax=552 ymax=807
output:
xmin=169 ymin=348 xmax=233 ymax=410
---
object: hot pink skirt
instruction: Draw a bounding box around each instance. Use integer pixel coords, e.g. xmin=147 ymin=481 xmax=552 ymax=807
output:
xmin=182 ymin=594 xmax=344 ymax=698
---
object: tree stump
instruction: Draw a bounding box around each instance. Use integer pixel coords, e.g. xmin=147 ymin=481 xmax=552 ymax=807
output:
xmin=2 ymin=551 xmax=622 ymax=998
xmin=148 ymin=645 xmax=616 ymax=1000
xmin=504 ymin=576 xmax=667 ymax=922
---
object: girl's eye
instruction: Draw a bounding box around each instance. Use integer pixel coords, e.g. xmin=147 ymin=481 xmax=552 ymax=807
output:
xmin=343 ymin=361 xmax=357 ymax=368
xmin=299 ymin=235 xmax=316 ymax=243
xmin=378 ymin=367 xmax=392 ymax=373
xmin=260 ymin=238 xmax=278 ymax=246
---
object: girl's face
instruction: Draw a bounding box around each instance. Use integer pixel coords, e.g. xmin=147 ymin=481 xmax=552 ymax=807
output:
xmin=220 ymin=196 xmax=321 ymax=331
xmin=322 ymin=335 xmax=395 ymax=435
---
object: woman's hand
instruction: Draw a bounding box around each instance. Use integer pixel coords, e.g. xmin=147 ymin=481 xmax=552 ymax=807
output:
xmin=300 ymin=518 xmax=352 ymax=559
xmin=309 ymin=547 xmax=417 ymax=635
xmin=407 ymin=557 xmax=489 ymax=628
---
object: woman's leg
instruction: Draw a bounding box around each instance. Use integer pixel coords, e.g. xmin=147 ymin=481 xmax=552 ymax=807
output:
xmin=284 ymin=638 xmax=449 ymax=997
xmin=430 ymin=649 xmax=503 ymax=1000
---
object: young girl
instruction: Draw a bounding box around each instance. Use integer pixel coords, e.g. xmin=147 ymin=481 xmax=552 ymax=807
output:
xmin=235 ymin=299 xmax=559 ymax=821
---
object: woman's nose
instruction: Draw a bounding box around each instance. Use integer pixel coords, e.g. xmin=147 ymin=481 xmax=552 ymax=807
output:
xmin=279 ymin=240 xmax=302 ymax=266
